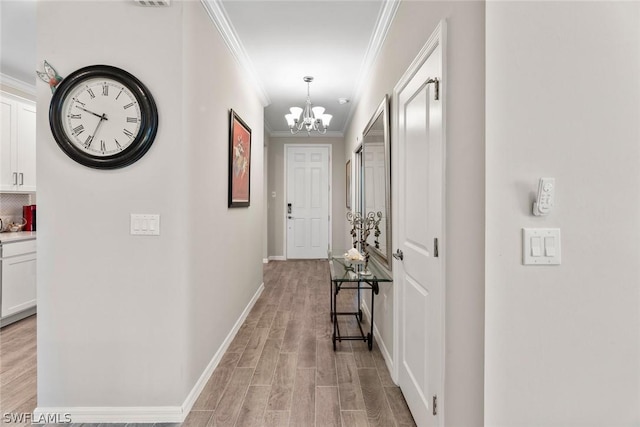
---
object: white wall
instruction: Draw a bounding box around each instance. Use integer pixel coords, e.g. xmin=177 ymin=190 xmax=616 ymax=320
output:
xmin=267 ymin=136 xmax=345 ymax=258
xmin=36 ymin=0 xmax=264 ymax=419
xmin=183 ymin=0 xmax=264 ymax=400
xmin=485 ymin=2 xmax=640 ymax=426
xmin=343 ymin=2 xmax=485 ymax=425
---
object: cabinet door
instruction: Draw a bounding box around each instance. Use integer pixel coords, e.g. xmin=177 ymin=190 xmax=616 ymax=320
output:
xmin=16 ymin=102 xmax=36 ymax=191
xmin=0 ymin=97 xmax=17 ymax=191
xmin=1 ymin=252 xmax=37 ymax=318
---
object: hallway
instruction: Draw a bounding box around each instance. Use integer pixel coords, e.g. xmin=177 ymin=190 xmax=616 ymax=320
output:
xmin=184 ymin=259 xmax=415 ymax=427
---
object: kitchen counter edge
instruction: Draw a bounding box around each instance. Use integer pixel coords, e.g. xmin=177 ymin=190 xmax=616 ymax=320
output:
xmin=0 ymin=232 xmax=37 ymax=243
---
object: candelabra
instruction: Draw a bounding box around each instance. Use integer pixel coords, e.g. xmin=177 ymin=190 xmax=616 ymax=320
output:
xmin=346 ymin=211 xmax=382 ymax=273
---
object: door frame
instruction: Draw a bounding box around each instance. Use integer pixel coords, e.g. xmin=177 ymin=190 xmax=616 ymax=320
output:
xmin=391 ymin=19 xmax=447 ymax=416
xmin=283 ymin=144 xmax=332 ymax=259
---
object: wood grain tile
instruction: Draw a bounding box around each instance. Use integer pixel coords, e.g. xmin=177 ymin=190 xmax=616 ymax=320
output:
xmin=315 ymin=387 xmax=341 ymax=427
xmin=267 ymin=353 xmax=297 ymax=410
xmin=180 ymin=411 xmax=213 ymax=427
xmin=385 ymin=386 xmax=418 ymax=427
xmin=226 ymin=323 xmax=254 ymax=353
xmin=234 ymin=385 xmax=271 ymax=427
xmin=372 ymin=344 xmax=396 ymax=388
xmin=237 ymin=327 xmax=269 ymax=368
xmin=335 ymin=353 xmax=365 ymax=411
xmin=256 ymin=304 xmax=278 ymax=328
xmin=251 ymin=338 xmax=282 ymax=385
xmin=267 ymin=310 xmax=290 ymax=341
xmin=208 ymin=367 xmax=253 ymax=426
xmin=340 ymin=410 xmax=369 ymax=427
xmin=316 ymin=338 xmax=337 ymax=387
xmin=296 ymin=333 xmax=317 ymax=368
xmin=262 ymin=410 xmax=290 ymax=427
xmin=289 ymin=368 xmax=315 ymax=426
xmin=192 ymin=352 xmax=242 ymax=410
xmin=281 ymin=319 xmax=303 ymax=353
xmin=358 ymin=367 xmax=396 ymax=427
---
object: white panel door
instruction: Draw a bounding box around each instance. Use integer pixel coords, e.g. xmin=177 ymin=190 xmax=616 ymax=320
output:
xmin=286 ymin=145 xmax=330 ymax=259
xmin=393 ymin=25 xmax=445 ymax=427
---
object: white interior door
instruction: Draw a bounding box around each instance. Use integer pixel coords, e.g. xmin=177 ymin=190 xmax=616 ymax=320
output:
xmin=393 ymin=23 xmax=445 ymax=427
xmin=286 ymin=145 xmax=330 ymax=259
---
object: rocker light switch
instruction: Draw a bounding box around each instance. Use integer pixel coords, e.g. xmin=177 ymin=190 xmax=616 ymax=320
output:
xmin=523 ymin=228 xmax=561 ymax=265
xmin=131 ymin=214 xmax=160 ymax=236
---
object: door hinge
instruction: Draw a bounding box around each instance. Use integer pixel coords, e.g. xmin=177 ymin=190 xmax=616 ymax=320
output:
xmin=433 ymin=395 xmax=438 ymax=416
xmin=434 ymin=238 xmax=439 ymax=258
xmin=427 ymin=77 xmax=440 ymax=101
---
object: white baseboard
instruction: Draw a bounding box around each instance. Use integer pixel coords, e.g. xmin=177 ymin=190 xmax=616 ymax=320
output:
xmin=34 ymin=282 xmax=265 ymax=424
xmin=361 ymin=301 xmax=396 ymax=384
xmin=263 ymin=258 xmax=269 ymax=264
xmin=180 ymin=282 xmax=264 ymax=415
xmin=268 ymin=255 xmax=286 ymax=261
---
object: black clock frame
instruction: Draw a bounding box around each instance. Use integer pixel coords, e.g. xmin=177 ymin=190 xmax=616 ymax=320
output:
xmin=49 ymin=65 xmax=158 ymax=169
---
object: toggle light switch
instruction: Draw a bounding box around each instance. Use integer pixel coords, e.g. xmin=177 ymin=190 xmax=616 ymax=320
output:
xmin=522 ymin=228 xmax=561 ymax=265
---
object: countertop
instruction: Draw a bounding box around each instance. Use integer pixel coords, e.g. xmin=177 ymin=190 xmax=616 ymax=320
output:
xmin=0 ymin=231 xmax=37 ymax=243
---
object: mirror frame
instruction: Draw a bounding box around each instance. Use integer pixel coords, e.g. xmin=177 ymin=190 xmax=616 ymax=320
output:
xmin=361 ymin=95 xmax=391 ymax=270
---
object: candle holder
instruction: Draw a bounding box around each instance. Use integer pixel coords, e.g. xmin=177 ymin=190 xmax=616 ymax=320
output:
xmin=347 ymin=211 xmax=382 ymax=274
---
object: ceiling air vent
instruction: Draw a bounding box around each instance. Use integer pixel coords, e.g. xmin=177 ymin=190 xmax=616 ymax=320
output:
xmin=134 ymin=0 xmax=170 ymax=6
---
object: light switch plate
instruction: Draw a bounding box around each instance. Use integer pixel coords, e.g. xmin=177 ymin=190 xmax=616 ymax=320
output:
xmin=522 ymin=228 xmax=561 ymax=265
xmin=131 ymin=214 xmax=160 ymax=236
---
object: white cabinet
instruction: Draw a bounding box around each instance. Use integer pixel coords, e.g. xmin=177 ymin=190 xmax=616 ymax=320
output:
xmin=1 ymin=239 xmax=37 ymax=324
xmin=0 ymin=92 xmax=37 ymax=192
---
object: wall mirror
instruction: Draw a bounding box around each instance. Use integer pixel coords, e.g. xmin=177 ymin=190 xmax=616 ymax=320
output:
xmin=361 ymin=95 xmax=391 ymax=270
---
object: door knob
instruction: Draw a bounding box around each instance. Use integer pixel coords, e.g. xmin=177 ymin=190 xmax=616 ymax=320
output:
xmin=393 ymin=249 xmax=404 ymax=260
xmin=288 ymin=216 xmax=294 ymax=219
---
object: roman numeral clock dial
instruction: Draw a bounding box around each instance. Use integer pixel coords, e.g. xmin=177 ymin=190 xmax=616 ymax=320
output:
xmin=49 ymin=65 xmax=158 ymax=169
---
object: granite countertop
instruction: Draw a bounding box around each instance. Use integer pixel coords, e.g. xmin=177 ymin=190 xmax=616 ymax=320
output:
xmin=0 ymin=231 xmax=37 ymax=243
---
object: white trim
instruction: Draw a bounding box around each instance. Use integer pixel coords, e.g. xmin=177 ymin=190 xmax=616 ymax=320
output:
xmin=200 ymin=0 xmax=271 ymax=107
xmin=35 ymin=282 xmax=265 ymax=424
xmin=269 ymin=130 xmax=344 ymax=139
xmin=342 ymin=0 xmax=401 ymax=132
xmin=0 ymin=73 xmax=36 ymax=96
xmin=180 ymin=282 xmax=264 ymax=416
xmin=284 ymin=144 xmax=332 ymax=260
xmin=268 ymin=255 xmax=286 ymax=261
xmin=391 ymin=19 xmax=447 ymax=420
xmin=263 ymin=258 xmax=269 ymax=264
xmin=361 ymin=300 xmax=397 ymax=385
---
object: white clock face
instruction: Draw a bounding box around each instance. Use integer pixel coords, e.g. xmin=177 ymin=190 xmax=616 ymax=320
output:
xmin=61 ymin=77 xmax=142 ymax=157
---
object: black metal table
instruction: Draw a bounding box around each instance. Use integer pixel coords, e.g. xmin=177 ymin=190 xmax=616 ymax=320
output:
xmin=328 ymin=252 xmax=392 ymax=351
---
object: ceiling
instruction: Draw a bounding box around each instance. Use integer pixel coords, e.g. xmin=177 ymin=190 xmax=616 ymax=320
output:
xmin=0 ymin=0 xmax=392 ymax=135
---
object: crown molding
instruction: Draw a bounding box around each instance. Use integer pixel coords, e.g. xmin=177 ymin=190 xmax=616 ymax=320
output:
xmin=200 ymin=0 xmax=271 ymax=107
xmin=342 ymin=0 xmax=400 ymax=133
xmin=0 ymin=73 xmax=36 ymax=96
xmin=269 ymin=130 xmax=344 ymax=139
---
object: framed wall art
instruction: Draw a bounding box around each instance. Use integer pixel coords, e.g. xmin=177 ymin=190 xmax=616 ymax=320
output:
xmin=228 ymin=109 xmax=252 ymax=208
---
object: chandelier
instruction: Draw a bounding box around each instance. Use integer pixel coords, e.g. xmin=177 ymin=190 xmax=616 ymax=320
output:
xmin=285 ymin=76 xmax=333 ymax=135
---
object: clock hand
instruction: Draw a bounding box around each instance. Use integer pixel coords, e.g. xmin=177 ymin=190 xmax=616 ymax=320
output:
xmin=76 ymin=106 xmax=108 ymax=121
xmin=86 ymin=114 xmax=107 ymax=147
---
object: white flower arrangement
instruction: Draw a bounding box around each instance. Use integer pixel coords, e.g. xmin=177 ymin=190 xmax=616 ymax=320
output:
xmin=344 ymin=248 xmax=365 ymax=261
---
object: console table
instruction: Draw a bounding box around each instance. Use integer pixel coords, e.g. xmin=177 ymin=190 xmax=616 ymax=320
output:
xmin=328 ymin=252 xmax=392 ymax=351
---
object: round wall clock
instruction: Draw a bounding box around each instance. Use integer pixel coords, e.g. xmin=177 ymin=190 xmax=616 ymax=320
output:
xmin=49 ymin=65 xmax=158 ymax=169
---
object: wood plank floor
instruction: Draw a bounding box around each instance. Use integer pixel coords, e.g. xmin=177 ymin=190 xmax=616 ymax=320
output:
xmin=0 ymin=260 xmax=415 ymax=427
